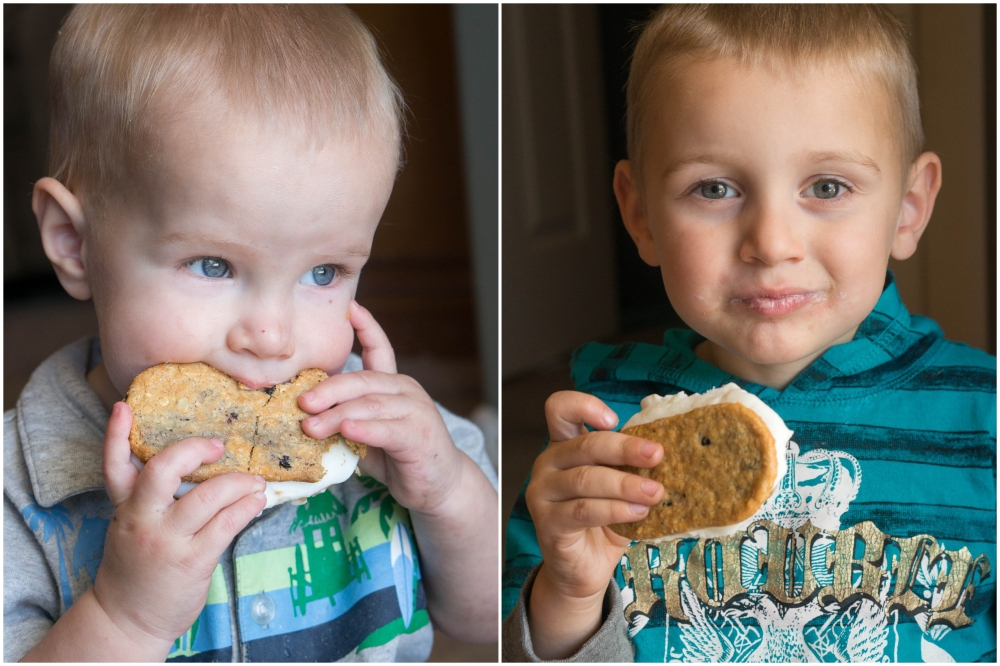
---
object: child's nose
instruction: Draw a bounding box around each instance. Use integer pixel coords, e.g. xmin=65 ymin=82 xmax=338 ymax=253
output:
xmin=226 ymin=302 xmax=295 ymax=360
xmin=738 ymin=201 xmax=806 ymax=267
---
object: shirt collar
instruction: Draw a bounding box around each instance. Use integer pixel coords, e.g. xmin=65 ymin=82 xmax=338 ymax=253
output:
xmin=672 ymin=271 xmax=933 ymax=397
xmin=17 ymin=337 xmax=109 ymax=507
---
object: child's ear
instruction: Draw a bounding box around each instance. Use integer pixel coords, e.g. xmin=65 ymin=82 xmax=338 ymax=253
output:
xmin=891 ymin=152 xmax=942 ymax=260
xmin=613 ymin=160 xmax=660 ymax=267
xmin=32 ymin=177 xmax=92 ymax=300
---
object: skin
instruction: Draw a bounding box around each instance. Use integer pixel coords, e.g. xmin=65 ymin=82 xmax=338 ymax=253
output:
xmin=28 ymin=109 xmax=498 ymax=660
xmin=527 ymin=57 xmax=942 ymax=658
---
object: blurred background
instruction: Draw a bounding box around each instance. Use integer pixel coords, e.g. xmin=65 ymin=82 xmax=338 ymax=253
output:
xmin=501 ymin=4 xmax=996 ymax=559
xmin=4 ymin=4 xmax=497 ymax=661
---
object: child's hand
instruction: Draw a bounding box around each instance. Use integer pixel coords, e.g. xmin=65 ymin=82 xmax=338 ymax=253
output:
xmin=298 ymin=299 xmax=465 ymax=517
xmin=298 ymin=299 xmax=498 ymax=641
xmin=94 ymin=402 xmax=266 ymax=656
xmin=523 ymin=391 xmax=664 ymax=659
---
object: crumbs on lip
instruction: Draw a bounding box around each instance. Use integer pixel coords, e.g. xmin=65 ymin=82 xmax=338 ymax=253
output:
xmin=345 ymin=311 xmax=351 ymax=320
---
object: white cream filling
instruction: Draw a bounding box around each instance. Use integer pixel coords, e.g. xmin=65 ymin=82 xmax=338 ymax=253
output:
xmin=622 ymin=383 xmax=792 ymax=541
xmin=130 ymin=434 xmax=360 ymax=510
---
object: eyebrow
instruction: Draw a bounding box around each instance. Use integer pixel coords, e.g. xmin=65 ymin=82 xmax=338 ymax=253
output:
xmin=659 ymin=150 xmax=882 ymax=180
xmin=157 ymin=232 xmax=371 ymax=258
xmin=806 ymin=150 xmax=881 ymax=176
xmin=659 ymin=154 xmax=734 ymax=181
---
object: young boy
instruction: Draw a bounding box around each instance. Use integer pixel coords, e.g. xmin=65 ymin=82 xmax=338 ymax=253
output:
xmin=503 ymin=5 xmax=994 ymax=662
xmin=4 ymin=6 xmax=498 ymax=662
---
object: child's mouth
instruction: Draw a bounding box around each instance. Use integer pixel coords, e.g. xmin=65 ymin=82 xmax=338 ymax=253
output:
xmin=731 ymin=291 xmax=821 ymax=317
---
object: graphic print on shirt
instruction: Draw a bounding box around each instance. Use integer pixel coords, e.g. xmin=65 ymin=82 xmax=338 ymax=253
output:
xmin=288 ymin=490 xmax=371 ymax=615
xmin=21 ymin=502 xmax=75 ymax=606
xmin=619 ymin=442 xmax=992 ymax=662
xmin=234 ymin=483 xmax=428 ymax=661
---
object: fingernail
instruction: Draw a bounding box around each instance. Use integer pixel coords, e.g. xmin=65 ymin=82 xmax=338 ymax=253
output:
xmin=301 ymin=391 xmax=315 ymax=403
xmin=605 ymin=412 xmax=618 ymax=428
xmin=303 ymin=417 xmax=317 ymax=428
xmin=211 ymin=438 xmax=224 ymax=448
xmin=630 ymin=503 xmax=648 ymax=515
xmin=254 ymin=491 xmax=265 ymax=501
xmin=640 ymin=442 xmax=656 ymax=457
xmin=641 ymin=480 xmax=659 ymax=496
xmin=255 ymin=475 xmax=265 ymax=483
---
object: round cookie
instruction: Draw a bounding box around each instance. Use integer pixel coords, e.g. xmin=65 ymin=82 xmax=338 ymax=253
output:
xmin=610 ymin=401 xmax=778 ymax=541
xmin=126 ymin=362 xmax=366 ymax=483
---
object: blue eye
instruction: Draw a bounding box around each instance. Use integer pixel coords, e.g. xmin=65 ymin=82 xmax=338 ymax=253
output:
xmin=188 ymin=257 xmax=230 ymax=278
xmin=300 ymin=265 xmax=337 ymax=287
xmin=811 ymin=180 xmax=845 ymax=199
xmin=699 ymin=182 xmax=736 ymax=199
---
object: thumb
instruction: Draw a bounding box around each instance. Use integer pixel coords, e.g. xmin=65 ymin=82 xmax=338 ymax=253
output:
xmin=102 ymin=402 xmax=139 ymax=506
xmin=349 ymin=299 xmax=397 ymax=374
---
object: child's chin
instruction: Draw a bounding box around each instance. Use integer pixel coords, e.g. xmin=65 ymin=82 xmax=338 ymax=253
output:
xmin=729 ymin=337 xmax=823 ymax=368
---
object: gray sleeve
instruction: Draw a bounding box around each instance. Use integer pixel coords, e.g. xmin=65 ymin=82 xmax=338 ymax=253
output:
xmin=4 ymin=496 xmax=60 ymax=662
xmin=502 ymin=563 xmax=633 ymax=662
xmin=437 ymin=403 xmax=498 ymax=492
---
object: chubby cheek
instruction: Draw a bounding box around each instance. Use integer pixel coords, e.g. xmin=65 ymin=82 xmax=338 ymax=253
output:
xmin=818 ymin=232 xmax=890 ymax=321
xmin=296 ymin=300 xmax=357 ymax=374
xmin=98 ymin=287 xmax=226 ymax=395
xmin=657 ymin=229 xmax=730 ymax=321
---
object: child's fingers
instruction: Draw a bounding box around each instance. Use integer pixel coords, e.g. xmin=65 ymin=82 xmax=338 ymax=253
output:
xmin=192 ymin=490 xmax=267 ymax=555
xmin=349 ymin=299 xmax=397 ymax=374
xmin=301 ymin=391 xmax=418 ymax=439
xmin=128 ymin=438 xmax=227 ymax=511
xmin=546 ymin=431 xmax=663 ymax=471
xmin=545 ymin=391 xmax=618 ymax=442
xmin=165 ymin=472 xmax=266 ymax=537
xmin=544 ymin=466 xmax=664 ymax=506
xmin=298 ymin=371 xmax=416 ymax=418
xmin=338 ymin=417 xmax=413 ymax=457
xmin=549 ymin=497 xmax=651 ymax=530
xmin=103 ymin=402 xmax=140 ymax=506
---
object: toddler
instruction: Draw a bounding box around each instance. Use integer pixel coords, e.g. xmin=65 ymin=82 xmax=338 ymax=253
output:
xmin=503 ymin=5 xmax=994 ymax=662
xmin=5 ymin=5 xmax=497 ymax=662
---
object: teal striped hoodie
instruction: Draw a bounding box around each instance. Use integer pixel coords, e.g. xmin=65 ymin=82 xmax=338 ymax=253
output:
xmin=504 ymin=273 xmax=995 ymax=662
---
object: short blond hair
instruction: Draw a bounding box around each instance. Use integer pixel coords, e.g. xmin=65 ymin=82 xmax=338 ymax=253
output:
xmin=49 ymin=4 xmax=405 ymax=218
xmin=627 ymin=4 xmax=923 ymax=190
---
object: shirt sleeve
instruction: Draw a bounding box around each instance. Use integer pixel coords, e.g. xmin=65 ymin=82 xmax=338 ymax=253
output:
xmin=502 ymin=563 xmax=633 ymax=662
xmin=4 ymin=495 xmax=60 ymax=662
xmin=436 ymin=402 xmax=498 ymax=491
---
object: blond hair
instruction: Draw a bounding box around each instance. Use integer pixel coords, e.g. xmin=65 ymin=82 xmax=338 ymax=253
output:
xmin=627 ymin=4 xmax=922 ymax=191
xmin=49 ymin=4 xmax=405 ymax=218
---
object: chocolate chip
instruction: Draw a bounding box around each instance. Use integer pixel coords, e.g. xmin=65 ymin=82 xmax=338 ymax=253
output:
xmin=279 ymin=455 xmax=292 ymax=469
xmin=701 ymin=436 xmax=711 ymax=446
xmin=261 ymin=386 xmax=275 ymax=396
xmin=226 ymin=412 xmax=238 ymax=424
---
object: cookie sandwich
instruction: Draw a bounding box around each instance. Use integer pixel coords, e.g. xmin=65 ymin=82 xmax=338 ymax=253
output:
xmin=126 ymin=362 xmax=366 ymax=508
xmin=610 ymin=383 xmax=792 ymax=542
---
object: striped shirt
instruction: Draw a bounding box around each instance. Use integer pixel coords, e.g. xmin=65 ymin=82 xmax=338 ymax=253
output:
xmin=503 ymin=273 xmax=996 ymax=662
xmin=5 ymin=338 xmax=497 ymax=662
